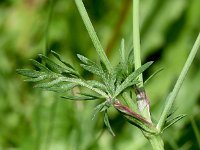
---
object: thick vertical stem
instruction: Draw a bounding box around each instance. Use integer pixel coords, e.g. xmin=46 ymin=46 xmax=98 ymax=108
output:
xmin=133 ymin=0 xmax=151 ymax=122
xmin=133 ymin=0 xmax=143 ymax=87
xmin=132 ymin=1 xmax=164 ymax=149
xmin=148 ymin=135 xmax=164 ymax=150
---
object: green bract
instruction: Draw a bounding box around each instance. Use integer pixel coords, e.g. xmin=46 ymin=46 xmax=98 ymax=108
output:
xmin=17 ymin=48 xmax=153 ymax=135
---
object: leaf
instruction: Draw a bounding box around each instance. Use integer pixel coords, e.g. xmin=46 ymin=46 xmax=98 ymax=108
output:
xmin=30 ymin=59 xmax=50 ymax=72
xmin=162 ymin=114 xmax=187 ymax=132
xmin=77 ymin=54 xmax=107 ymax=81
xmin=128 ymin=61 xmax=153 ymax=82
xmin=127 ymin=48 xmax=134 ymax=67
xmin=24 ymin=75 xmax=49 ymax=82
xmin=44 ymin=83 xmax=77 ymax=93
xmin=51 ymin=50 xmax=75 ymax=70
xmin=80 ymin=64 xmax=105 ymax=79
xmin=16 ymin=69 xmax=46 ymax=78
xmin=144 ymin=67 xmax=164 ymax=85
xmin=99 ymin=61 xmax=116 ymax=95
xmin=62 ymin=95 xmax=97 ymax=101
xmin=48 ymin=77 xmax=109 ymax=98
xmin=86 ymin=80 xmax=107 ymax=92
xmin=39 ymin=54 xmax=72 ymax=75
xmin=114 ymin=61 xmax=153 ymax=98
xmin=92 ymin=101 xmax=111 ymax=120
xmin=34 ymin=78 xmax=68 ymax=88
xmin=108 ymin=72 xmax=117 ymax=95
xmin=114 ymin=80 xmax=139 ymax=98
xmin=104 ymin=110 xmax=115 ymax=136
xmin=79 ymin=92 xmax=104 ymax=99
xmin=77 ymin=54 xmax=94 ymax=65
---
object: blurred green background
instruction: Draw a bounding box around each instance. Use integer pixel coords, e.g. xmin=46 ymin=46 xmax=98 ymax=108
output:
xmin=0 ymin=0 xmax=200 ymax=150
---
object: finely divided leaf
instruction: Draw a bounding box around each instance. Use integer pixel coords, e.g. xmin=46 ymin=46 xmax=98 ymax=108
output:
xmin=44 ymin=83 xmax=77 ymax=93
xmin=30 ymin=59 xmax=51 ymax=72
xmin=79 ymin=92 xmax=103 ymax=99
xmin=62 ymin=95 xmax=97 ymax=101
xmin=51 ymin=50 xmax=75 ymax=70
xmin=34 ymin=78 xmax=68 ymax=88
xmin=104 ymin=110 xmax=115 ymax=136
xmin=16 ymin=69 xmax=46 ymax=78
xmin=39 ymin=54 xmax=74 ymax=76
xmin=162 ymin=114 xmax=187 ymax=132
xmin=86 ymin=80 xmax=107 ymax=92
xmin=114 ymin=61 xmax=153 ymax=97
xmin=127 ymin=49 xmax=134 ymax=68
xmin=62 ymin=92 xmax=103 ymax=100
xmin=114 ymin=80 xmax=139 ymax=98
xmin=77 ymin=54 xmax=107 ymax=80
xmin=80 ymin=64 xmax=105 ymax=79
xmin=77 ymin=54 xmax=94 ymax=65
xmin=144 ymin=68 xmax=164 ymax=85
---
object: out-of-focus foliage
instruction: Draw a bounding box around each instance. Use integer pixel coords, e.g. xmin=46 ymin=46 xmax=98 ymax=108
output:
xmin=0 ymin=0 xmax=199 ymax=150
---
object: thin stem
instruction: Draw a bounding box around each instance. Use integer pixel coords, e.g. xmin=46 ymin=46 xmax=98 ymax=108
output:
xmin=74 ymin=0 xmax=112 ymax=73
xmin=44 ymin=0 xmax=54 ymax=55
xmin=133 ymin=0 xmax=143 ymax=87
xmin=45 ymin=99 xmax=58 ymax=150
xmin=157 ymin=32 xmax=200 ymax=131
xmin=191 ymin=117 xmax=200 ymax=149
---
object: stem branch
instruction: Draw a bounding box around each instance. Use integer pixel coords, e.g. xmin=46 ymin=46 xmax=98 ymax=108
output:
xmin=157 ymin=32 xmax=200 ymax=131
xmin=74 ymin=0 xmax=112 ymax=72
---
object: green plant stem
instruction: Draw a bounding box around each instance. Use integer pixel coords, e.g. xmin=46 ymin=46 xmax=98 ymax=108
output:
xmin=147 ymin=135 xmax=164 ymax=150
xmin=133 ymin=0 xmax=152 ymax=123
xmin=191 ymin=117 xmax=200 ymax=149
xmin=74 ymin=0 xmax=112 ymax=73
xmin=157 ymin=32 xmax=200 ymax=131
xmin=132 ymin=2 xmax=163 ymax=149
xmin=44 ymin=0 xmax=54 ymax=55
xmin=133 ymin=0 xmax=143 ymax=87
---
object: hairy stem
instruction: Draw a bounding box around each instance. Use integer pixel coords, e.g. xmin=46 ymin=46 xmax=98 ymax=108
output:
xmin=74 ymin=0 xmax=112 ymax=73
xmin=133 ymin=0 xmax=143 ymax=87
xmin=157 ymin=32 xmax=200 ymax=131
